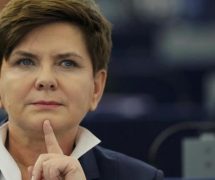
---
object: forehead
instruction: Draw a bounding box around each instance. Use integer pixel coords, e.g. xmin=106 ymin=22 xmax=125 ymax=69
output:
xmin=11 ymin=22 xmax=90 ymax=59
xmin=17 ymin=22 xmax=85 ymax=47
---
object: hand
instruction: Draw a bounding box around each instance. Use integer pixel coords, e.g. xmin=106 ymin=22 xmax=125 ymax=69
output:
xmin=29 ymin=120 xmax=86 ymax=180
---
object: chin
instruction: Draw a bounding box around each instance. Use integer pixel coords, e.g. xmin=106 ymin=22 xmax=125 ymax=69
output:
xmin=17 ymin=113 xmax=79 ymax=130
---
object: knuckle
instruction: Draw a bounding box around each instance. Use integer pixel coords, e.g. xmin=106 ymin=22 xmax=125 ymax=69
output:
xmin=42 ymin=161 xmax=48 ymax=168
xmin=38 ymin=153 xmax=47 ymax=160
xmin=69 ymin=158 xmax=81 ymax=172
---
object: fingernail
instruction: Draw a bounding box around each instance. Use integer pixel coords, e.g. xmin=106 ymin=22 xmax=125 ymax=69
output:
xmin=43 ymin=120 xmax=52 ymax=133
xmin=44 ymin=120 xmax=50 ymax=126
xmin=31 ymin=176 xmax=35 ymax=180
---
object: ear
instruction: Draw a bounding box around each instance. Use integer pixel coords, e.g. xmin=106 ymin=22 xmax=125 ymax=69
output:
xmin=0 ymin=69 xmax=3 ymax=109
xmin=0 ymin=59 xmax=5 ymax=109
xmin=0 ymin=97 xmax=2 ymax=109
xmin=90 ymin=69 xmax=107 ymax=111
xmin=0 ymin=95 xmax=2 ymax=109
xmin=0 ymin=75 xmax=3 ymax=109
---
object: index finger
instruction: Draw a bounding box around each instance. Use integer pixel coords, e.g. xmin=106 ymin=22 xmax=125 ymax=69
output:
xmin=43 ymin=120 xmax=63 ymax=154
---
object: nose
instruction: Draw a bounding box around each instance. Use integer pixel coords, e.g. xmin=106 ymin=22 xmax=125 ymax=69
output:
xmin=35 ymin=68 xmax=58 ymax=91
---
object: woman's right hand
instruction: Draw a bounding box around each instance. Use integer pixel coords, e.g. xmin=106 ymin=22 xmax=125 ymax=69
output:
xmin=29 ymin=120 xmax=86 ymax=180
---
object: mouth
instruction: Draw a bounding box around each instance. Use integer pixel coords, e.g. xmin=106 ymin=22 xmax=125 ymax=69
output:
xmin=31 ymin=101 xmax=63 ymax=109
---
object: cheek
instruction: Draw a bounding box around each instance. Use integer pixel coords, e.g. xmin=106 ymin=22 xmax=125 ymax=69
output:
xmin=80 ymin=77 xmax=94 ymax=102
xmin=0 ymin=82 xmax=21 ymax=112
xmin=64 ymin=77 xmax=94 ymax=110
xmin=0 ymin=73 xmax=32 ymax=108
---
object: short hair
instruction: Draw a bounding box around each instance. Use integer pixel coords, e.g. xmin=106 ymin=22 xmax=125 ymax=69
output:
xmin=0 ymin=0 xmax=112 ymax=73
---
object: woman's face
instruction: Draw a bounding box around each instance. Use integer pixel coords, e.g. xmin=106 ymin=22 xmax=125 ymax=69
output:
xmin=0 ymin=22 xmax=106 ymax=133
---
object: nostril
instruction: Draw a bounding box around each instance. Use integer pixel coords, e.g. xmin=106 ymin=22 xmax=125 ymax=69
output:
xmin=50 ymin=84 xmax=55 ymax=89
xmin=35 ymin=81 xmax=57 ymax=90
xmin=39 ymin=84 xmax=44 ymax=89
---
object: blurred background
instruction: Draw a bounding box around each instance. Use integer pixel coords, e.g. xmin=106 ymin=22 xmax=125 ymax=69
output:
xmin=1 ymin=0 xmax=215 ymax=178
xmin=85 ymin=0 xmax=215 ymax=178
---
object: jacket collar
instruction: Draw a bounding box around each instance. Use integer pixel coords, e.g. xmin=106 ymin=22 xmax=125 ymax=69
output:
xmin=79 ymin=148 xmax=100 ymax=180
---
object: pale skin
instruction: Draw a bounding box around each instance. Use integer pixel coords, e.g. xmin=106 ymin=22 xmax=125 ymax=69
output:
xmin=0 ymin=22 xmax=107 ymax=180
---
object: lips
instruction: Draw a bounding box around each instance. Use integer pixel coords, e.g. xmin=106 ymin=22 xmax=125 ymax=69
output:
xmin=30 ymin=100 xmax=63 ymax=109
xmin=32 ymin=101 xmax=62 ymax=105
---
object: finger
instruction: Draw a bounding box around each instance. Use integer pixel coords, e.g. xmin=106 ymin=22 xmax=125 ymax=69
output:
xmin=43 ymin=157 xmax=86 ymax=180
xmin=43 ymin=120 xmax=63 ymax=154
xmin=32 ymin=154 xmax=50 ymax=180
xmin=28 ymin=166 xmax=33 ymax=177
xmin=43 ymin=159 xmax=63 ymax=180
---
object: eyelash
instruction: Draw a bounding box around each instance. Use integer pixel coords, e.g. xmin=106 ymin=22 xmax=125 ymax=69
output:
xmin=14 ymin=58 xmax=79 ymax=69
xmin=58 ymin=59 xmax=79 ymax=69
xmin=15 ymin=58 xmax=35 ymax=66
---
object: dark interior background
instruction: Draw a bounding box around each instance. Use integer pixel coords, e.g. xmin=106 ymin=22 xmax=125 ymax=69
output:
xmin=1 ymin=0 xmax=215 ymax=178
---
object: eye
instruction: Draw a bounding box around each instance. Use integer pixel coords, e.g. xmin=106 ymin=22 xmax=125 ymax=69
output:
xmin=59 ymin=60 xmax=78 ymax=68
xmin=15 ymin=58 xmax=35 ymax=66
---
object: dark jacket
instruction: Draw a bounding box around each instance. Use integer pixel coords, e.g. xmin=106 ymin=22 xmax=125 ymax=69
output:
xmin=79 ymin=146 xmax=164 ymax=180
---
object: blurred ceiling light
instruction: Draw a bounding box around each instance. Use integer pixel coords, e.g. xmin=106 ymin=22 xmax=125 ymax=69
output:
xmin=133 ymin=0 xmax=183 ymax=19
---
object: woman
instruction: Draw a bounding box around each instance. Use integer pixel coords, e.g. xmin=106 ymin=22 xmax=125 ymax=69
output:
xmin=0 ymin=0 xmax=164 ymax=180
xmin=0 ymin=0 xmax=8 ymax=9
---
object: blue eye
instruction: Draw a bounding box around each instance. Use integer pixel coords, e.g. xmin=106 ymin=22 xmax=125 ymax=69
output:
xmin=60 ymin=60 xmax=78 ymax=68
xmin=16 ymin=58 xmax=35 ymax=66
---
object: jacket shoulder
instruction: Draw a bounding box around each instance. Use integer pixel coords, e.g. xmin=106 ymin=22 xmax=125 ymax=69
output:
xmin=93 ymin=146 xmax=164 ymax=180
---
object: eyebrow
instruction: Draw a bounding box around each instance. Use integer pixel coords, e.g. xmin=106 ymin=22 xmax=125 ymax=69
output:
xmin=55 ymin=52 xmax=84 ymax=61
xmin=10 ymin=50 xmax=85 ymax=61
xmin=11 ymin=51 xmax=37 ymax=59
